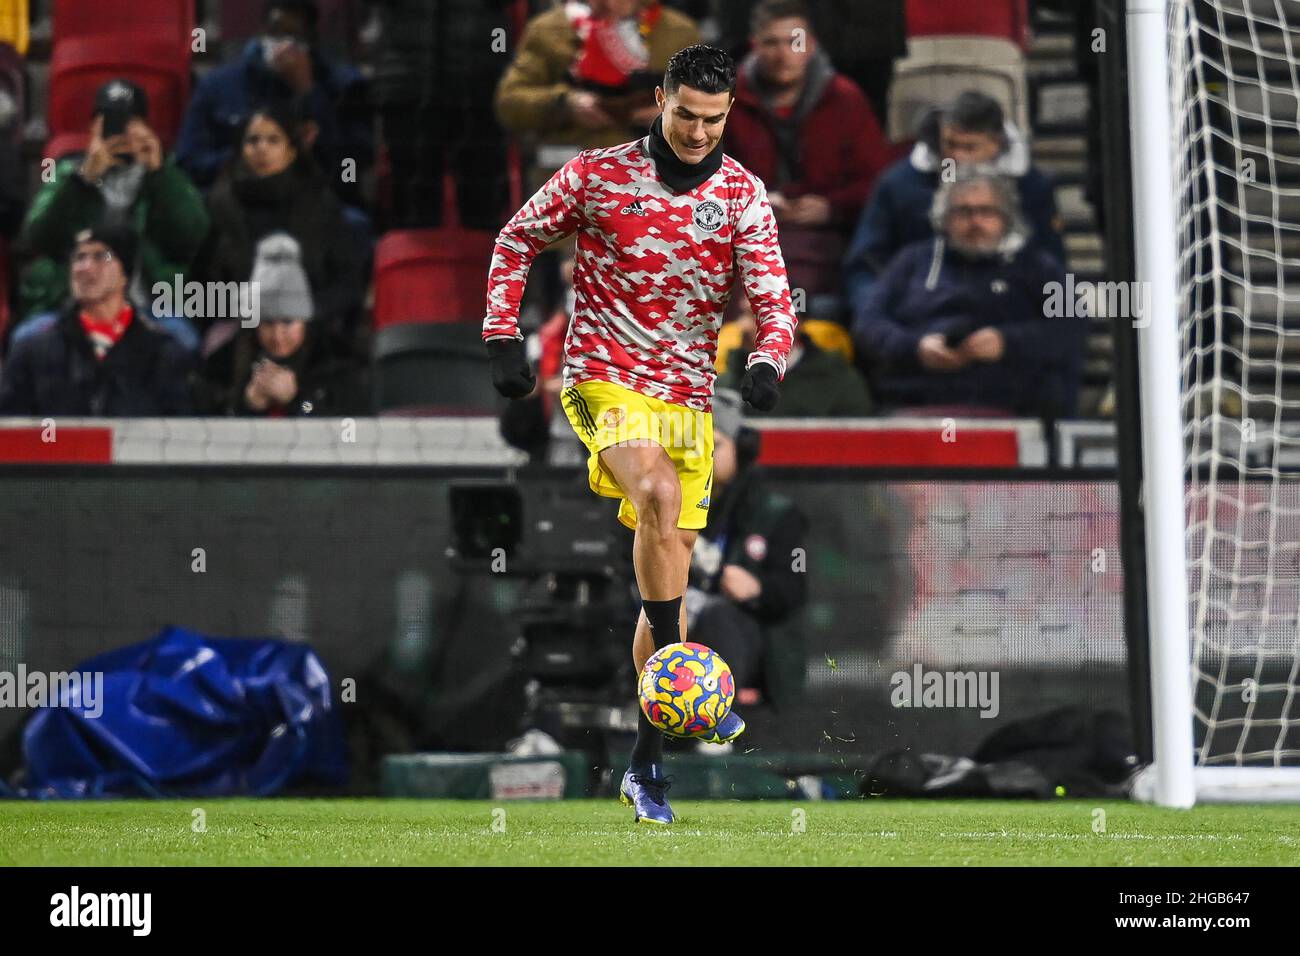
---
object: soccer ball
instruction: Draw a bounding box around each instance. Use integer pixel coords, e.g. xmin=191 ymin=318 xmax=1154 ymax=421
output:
xmin=638 ymin=642 xmax=735 ymax=739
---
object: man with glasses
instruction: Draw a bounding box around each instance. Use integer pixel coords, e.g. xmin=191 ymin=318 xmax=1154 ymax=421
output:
xmin=0 ymin=226 xmax=194 ymax=415
xmin=850 ymin=171 xmax=1083 ymax=418
xmin=18 ymin=79 xmax=209 ymax=331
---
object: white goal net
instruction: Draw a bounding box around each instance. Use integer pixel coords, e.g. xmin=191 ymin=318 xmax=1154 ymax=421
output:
xmin=1172 ymin=0 xmax=1300 ymax=789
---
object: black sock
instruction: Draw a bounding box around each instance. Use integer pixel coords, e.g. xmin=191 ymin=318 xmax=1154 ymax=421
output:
xmin=631 ymin=595 xmax=682 ymax=771
xmin=642 ymin=595 xmax=683 ymax=650
xmin=630 ymin=708 xmax=664 ymax=770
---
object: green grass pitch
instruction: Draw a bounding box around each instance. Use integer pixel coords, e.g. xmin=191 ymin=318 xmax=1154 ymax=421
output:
xmin=2 ymin=799 xmax=1298 ymax=866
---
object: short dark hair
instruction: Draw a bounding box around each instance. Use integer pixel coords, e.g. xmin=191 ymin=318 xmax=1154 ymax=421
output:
xmin=663 ymin=45 xmax=737 ymax=98
xmin=751 ymin=0 xmax=813 ymax=35
xmin=944 ymin=91 xmax=1006 ymax=137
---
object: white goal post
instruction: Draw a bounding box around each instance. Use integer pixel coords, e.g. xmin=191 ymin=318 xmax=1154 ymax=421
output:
xmin=1132 ymin=0 xmax=1300 ymax=805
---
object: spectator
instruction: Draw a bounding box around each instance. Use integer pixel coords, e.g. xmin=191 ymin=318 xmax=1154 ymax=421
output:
xmin=724 ymin=0 xmax=891 ymax=301
xmin=851 ymin=172 xmax=1083 ymax=418
xmin=196 ymin=104 xmax=364 ymax=352
xmin=716 ymin=295 xmax=873 ymax=416
xmin=495 ymin=0 xmax=699 ymax=186
xmin=844 ymin=91 xmax=1066 ymax=307
xmin=176 ymin=0 xmax=372 ymax=203
xmin=370 ymin=0 xmax=512 ymax=229
xmin=17 ymin=79 xmax=209 ymax=332
xmin=0 ymin=225 xmax=194 ymax=415
xmin=195 ymin=233 xmax=366 ymax=416
xmin=683 ymin=389 xmax=809 ymax=703
xmin=713 ymin=0 xmax=907 ymax=131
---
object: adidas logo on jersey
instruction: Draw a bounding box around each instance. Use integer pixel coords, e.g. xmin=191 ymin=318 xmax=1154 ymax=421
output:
xmin=623 ymin=198 xmax=647 ymax=216
xmin=696 ymin=495 xmax=710 ymax=509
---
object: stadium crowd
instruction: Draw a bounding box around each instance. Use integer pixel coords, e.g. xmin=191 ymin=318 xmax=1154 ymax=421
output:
xmin=0 ymin=0 xmax=1090 ymax=426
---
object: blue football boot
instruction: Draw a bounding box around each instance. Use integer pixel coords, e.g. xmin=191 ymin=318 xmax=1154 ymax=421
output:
xmin=694 ymin=708 xmax=746 ymax=745
xmin=620 ymin=765 xmax=675 ymax=824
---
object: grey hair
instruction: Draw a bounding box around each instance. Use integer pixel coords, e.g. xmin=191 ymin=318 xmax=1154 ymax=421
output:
xmin=929 ymin=167 xmax=1029 ymax=255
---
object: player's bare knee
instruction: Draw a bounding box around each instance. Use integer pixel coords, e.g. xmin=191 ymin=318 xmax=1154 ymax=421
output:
xmin=635 ymin=473 xmax=681 ymax=533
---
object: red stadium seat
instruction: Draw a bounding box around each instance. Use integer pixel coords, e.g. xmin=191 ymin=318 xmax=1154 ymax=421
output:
xmin=905 ymin=0 xmax=1030 ymax=49
xmin=42 ymin=131 xmax=88 ymax=161
xmin=47 ymin=37 xmax=190 ymax=155
xmin=53 ymin=0 xmax=195 ymax=49
xmin=372 ymin=229 xmax=498 ymax=330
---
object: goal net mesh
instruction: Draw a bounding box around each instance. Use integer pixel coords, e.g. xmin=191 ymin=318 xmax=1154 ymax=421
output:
xmin=1175 ymin=0 xmax=1300 ymax=767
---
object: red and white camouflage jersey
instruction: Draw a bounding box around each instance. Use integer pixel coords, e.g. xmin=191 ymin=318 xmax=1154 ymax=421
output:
xmin=483 ymin=136 xmax=797 ymax=412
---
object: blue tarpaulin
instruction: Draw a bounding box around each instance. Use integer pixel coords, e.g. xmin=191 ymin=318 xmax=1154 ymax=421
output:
xmin=10 ymin=626 xmax=349 ymax=798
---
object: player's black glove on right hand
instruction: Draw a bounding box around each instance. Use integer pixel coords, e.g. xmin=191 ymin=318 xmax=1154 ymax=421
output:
xmin=740 ymin=361 xmax=779 ymax=411
xmin=486 ymin=337 xmax=536 ymax=399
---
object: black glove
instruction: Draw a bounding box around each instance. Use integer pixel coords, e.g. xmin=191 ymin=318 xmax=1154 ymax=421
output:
xmin=486 ymin=337 xmax=536 ymax=399
xmin=739 ymin=361 xmax=779 ymax=411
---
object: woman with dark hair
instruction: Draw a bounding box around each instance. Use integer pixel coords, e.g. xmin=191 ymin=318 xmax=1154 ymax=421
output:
xmin=196 ymin=102 xmax=363 ymax=353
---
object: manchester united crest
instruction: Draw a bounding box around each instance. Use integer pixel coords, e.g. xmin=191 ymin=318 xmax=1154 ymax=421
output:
xmin=693 ymin=199 xmax=725 ymax=234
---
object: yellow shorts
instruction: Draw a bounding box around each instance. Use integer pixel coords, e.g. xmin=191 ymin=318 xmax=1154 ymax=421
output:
xmin=560 ymin=379 xmax=714 ymax=531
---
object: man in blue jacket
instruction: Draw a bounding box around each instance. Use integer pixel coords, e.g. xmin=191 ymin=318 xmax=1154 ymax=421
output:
xmin=175 ymin=0 xmax=371 ymax=201
xmin=851 ymin=171 xmax=1084 ymax=418
xmin=844 ymin=91 xmax=1065 ymax=308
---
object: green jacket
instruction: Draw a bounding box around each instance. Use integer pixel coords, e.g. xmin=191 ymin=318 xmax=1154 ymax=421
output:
xmin=18 ymin=158 xmax=210 ymax=323
xmin=719 ymin=333 xmax=875 ymax=417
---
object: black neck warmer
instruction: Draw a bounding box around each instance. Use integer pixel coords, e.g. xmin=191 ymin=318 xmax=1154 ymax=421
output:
xmin=647 ymin=114 xmax=724 ymax=194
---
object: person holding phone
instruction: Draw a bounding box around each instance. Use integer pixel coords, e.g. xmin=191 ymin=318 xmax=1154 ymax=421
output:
xmin=80 ymin=81 xmax=163 ymax=197
xmin=850 ymin=171 xmax=1083 ymax=418
xmin=15 ymin=79 xmax=209 ymax=335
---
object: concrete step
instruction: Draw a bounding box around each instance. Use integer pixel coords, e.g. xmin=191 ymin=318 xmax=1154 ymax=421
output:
xmin=1035 ymin=79 xmax=1090 ymax=128
xmin=1065 ymin=232 xmax=1104 ymax=256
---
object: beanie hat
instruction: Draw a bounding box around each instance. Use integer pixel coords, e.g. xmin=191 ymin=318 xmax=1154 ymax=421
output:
xmin=74 ymin=224 xmax=137 ymax=278
xmin=250 ymin=232 xmax=314 ymax=321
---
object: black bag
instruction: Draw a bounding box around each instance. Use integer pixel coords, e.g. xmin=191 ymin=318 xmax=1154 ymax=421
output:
xmin=862 ymin=707 xmax=1138 ymax=799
